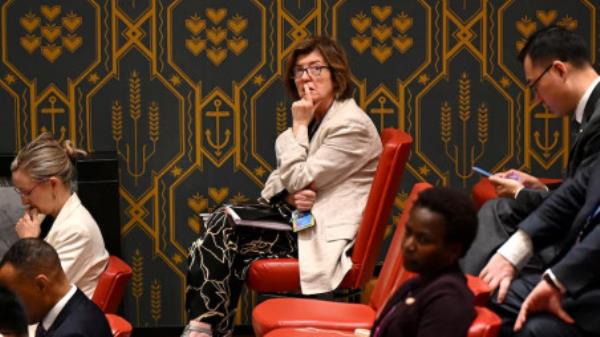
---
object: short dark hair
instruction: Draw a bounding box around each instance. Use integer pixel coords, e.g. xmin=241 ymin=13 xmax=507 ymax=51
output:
xmin=518 ymin=25 xmax=590 ymax=68
xmin=414 ymin=187 xmax=478 ymax=257
xmin=0 ymin=285 xmax=28 ymax=336
xmin=0 ymin=238 xmax=62 ymax=278
xmin=284 ymin=36 xmax=353 ymax=101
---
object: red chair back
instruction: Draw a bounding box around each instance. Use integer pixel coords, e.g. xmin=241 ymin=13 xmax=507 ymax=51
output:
xmin=368 ymin=182 xmax=430 ymax=312
xmin=338 ymin=128 xmax=413 ymax=289
xmin=105 ymin=314 xmax=133 ymax=337
xmin=92 ymin=255 xmax=133 ymax=313
xmin=246 ymin=128 xmax=413 ymax=293
xmin=468 ymin=306 xmax=501 ymax=337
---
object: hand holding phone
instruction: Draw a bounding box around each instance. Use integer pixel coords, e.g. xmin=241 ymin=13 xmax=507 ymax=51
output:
xmin=473 ymin=166 xmax=521 ymax=181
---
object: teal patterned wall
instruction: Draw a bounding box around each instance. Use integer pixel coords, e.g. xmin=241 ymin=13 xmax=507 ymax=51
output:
xmin=0 ymin=0 xmax=598 ymax=327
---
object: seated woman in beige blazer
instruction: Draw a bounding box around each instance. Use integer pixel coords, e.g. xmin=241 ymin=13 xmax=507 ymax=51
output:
xmin=10 ymin=133 xmax=109 ymax=298
xmin=184 ymin=36 xmax=382 ymax=337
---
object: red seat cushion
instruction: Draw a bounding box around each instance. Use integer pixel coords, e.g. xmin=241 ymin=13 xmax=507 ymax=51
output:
xmin=246 ymin=258 xmax=301 ymax=292
xmin=264 ymin=327 xmax=361 ymax=337
xmin=252 ymin=298 xmax=375 ymax=337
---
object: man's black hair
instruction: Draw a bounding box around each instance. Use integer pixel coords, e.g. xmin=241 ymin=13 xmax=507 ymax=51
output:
xmin=518 ymin=25 xmax=590 ymax=67
xmin=0 ymin=238 xmax=62 ymax=278
xmin=414 ymin=187 xmax=478 ymax=257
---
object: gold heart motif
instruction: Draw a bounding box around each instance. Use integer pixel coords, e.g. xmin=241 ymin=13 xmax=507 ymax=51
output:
xmin=557 ymin=17 xmax=577 ymax=31
xmin=40 ymin=5 xmax=61 ymax=22
xmin=371 ymin=44 xmax=392 ymax=63
xmin=208 ymin=187 xmax=229 ymax=204
xmin=185 ymin=37 xmax=207 ymax=56
xmin=371 ymin=5 xmax=392 ymax=22
xmin=392 ymin=13 xmax=413 ymax=33
xmin=350 ymin=14 xmax=371 ymax=34
xmin=393 ymin=36 xmax=413 ymax=54
xmin=351 ymin=35 xmax=371 ymax=54
xmin=206 ymin=27 xmax=227 ymax=45
xmin=206 ymin=8 xmax=227 ymax=25
xmin=187 ymin=216 xmax=200 ymax=234
xmin=227 ymin=37 xmax=247 ymax=55
xmin=187 ymin=195 xmax=208 ymax=213
xmin=227 ymin=16 xmax=247 ymax=35
xmin=207 ymin=47 xmax=228 ymax=66
xmin=20 ymin=14 xmax=40 ymax=33
xmin=371 ymin=24 xmax=392 ymax=43
xmin=515 ymin=19 xmax=537 ymax=38
xmin=515 ymin=39 xmax=526 ymax=52
xmin=41 ymin=25 xmax=62 ymax=42
xmin=20 ymin=35 xmax=41 ymax=53
xmin=185 ymin=17 xmax=206 ymax=35
xmin=536 ymin=10 xmax=557 ymax=27
xmin=62 ymin=14 xmax=82 ymax=33
xmin=41 ymin=44 xmax=62 ymax=63
xmin=62 ymin=34 xmax=82 ymax=53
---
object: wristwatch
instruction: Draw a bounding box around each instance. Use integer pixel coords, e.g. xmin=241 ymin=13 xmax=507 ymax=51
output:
xmin=542 ymin=271 xmax=564 ymax=294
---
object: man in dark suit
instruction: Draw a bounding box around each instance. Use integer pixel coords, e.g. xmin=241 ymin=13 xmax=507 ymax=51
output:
xmin=0 ymin=238 xmax=111 ymax=337
xmin=463 ymin=25 xmax=600 ymax=274
xmin=480 ymin=159 xmax=600 ymax=337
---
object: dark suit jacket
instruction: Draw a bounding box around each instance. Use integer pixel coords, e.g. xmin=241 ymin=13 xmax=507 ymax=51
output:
xmin=520 ymin=158 xmax=600 ymax=333
xmin=370 ymin=266 xmax=475 ymax=337
xmin=515 ymin=81 xmax=600 ymax=211
xmin=45 ymin=289 xmax=112 ymax=337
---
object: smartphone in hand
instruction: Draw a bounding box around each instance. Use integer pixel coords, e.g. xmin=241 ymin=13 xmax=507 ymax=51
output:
xmin=472 ymin=166 xmax=492 ymax=177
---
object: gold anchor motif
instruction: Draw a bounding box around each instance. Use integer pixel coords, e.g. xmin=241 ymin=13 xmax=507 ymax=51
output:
xmin=40 ymin=95 xmax=66 ymax=142
xmin=533 ymin=111 xmax=560 ymax=159
xmin=205 ymin=99 xmax=231 ymax=156
xmin=370 ymin=96 xmax=394 ymax=131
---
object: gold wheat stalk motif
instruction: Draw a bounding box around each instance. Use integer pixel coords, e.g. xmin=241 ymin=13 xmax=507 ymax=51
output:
xmin=458 ymin=73 xmax=471 ymax=122
xmin=441 ymin=101 xmax=452 ymax=144
xmin=112 ymin=101 xmax=123 ymax=142
xmin=151 ymin=279 xmax=162 ymax=323
xmin=129 ymin=71 xmax=141 ymax=121
xmin=276 ymin=102 xmax=287 ymax=135
xmin=478 ymin=103 xmax=488 ymax=144
xmin=149 ymin=101 xmax=160 ymax=143
xmin=131 ymin=249 xmax=144 ymax=325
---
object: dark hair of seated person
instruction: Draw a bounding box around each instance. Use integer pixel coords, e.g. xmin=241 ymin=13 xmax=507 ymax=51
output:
xmin=0 ymin=284 xmax=28 ymax=337
xmin=371 ymin=187 xmax=479 ymax=337
xmin=413 ymin=187 xmax=479 ymax=257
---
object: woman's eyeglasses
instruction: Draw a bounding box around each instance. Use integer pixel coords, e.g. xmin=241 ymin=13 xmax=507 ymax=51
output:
xmin=14 ymin=180 xmax=46 ymax=197
xmin=292 ymin=65 xmax=330 ymax=79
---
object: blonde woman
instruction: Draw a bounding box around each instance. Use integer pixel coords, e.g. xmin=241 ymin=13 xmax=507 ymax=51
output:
xmin=10 ymin=133 xmax=108 ymax=298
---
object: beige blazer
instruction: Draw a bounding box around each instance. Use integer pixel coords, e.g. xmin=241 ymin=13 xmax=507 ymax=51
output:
xmin=262 ymin=98 xmax=381 ymax=294
xmin=45 ymin=193 xmax=109 ymax=298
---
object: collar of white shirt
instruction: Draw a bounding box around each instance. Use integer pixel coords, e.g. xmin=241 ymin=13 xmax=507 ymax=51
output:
xmin=574 ymin=76 xmax=600 ymax=124
xmin=40 ymin=284 xmax=77 ymax=331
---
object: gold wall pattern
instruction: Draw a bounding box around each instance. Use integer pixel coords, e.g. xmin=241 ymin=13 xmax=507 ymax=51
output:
xmin=0 ymin=0 xmax=598 ymax=327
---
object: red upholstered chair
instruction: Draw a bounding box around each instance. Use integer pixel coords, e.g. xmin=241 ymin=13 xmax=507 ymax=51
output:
xmin=105 ymin=314 xmax=133 ymax=337
xmin=252 ymin=183 xmax=432 ymax=337
xmin=472 ymin=177 xmax=562 ymax=209
xmin=92 ymin=256 xmax=133 ymax=314
xmin=468 ymin=306 xmax=502 ymax=337
xmin=261 ymin=306 xmax=501 ymax=337
xmin=246 ymin=128 xmax=414 ymax=294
